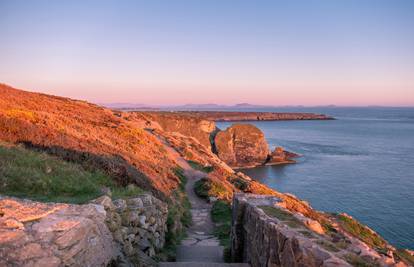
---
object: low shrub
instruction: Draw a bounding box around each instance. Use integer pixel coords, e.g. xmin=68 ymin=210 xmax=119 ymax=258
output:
xmin=187 ymin=160 xmax=214 ymax=173
xmin=194 ymin=178 xmax=211 ymax=199
xmin=344 ymin=254 xmax=380 ymax=267
xmin=394 ymin=249 xmax=414 ymax=266
xmin=336 ymin=214 xmax=387 ymax=250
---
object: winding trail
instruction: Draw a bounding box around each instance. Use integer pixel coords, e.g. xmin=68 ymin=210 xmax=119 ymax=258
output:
xmin=158 ymin=137 xmax=248 ymax=266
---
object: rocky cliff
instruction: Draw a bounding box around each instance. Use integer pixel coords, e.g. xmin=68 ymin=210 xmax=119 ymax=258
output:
xmin=127 ymin=111 xmax=217 ymax=150
xmin=214 ymin=124 xmax=298 ymax=168
xmin=214 ymin=124 xmax=270 ymax=168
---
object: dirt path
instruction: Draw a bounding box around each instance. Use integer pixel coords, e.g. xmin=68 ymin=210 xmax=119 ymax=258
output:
xmin=158 ymin=139 xmax=223 ymax=261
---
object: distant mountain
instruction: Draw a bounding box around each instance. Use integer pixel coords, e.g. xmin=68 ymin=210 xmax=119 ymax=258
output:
xmin=100 ymin=102 xmax=343 ymax=111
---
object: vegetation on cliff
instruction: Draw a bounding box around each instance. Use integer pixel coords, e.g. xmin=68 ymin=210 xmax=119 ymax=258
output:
xmin=211 ymin=200 xmax=232 ymax=262
xmin=0 ymin=143 xmax=142 ymax=203
xmin=0 ymin=84 xmax=183 ymax=199
xmin=162 ymin=167 xmax=192 ymax=261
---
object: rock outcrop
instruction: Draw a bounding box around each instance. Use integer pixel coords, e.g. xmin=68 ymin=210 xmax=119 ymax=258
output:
xmin=0 ymin=194 xmax=169 ymax=267
xmin=214 ymin=124 xmax=270 ymax=168
xmin=266 ymin=147 xmax=299 ymax=165
xmin=130 ymin=111 xmax=217 ymax=150
xmin=0 ymin=197 xmax=117 ymax=267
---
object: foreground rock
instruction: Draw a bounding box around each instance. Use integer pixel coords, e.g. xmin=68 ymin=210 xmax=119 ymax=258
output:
xmin=214 ymin=124 xmax=270 ymax=168
xmin=0 ymin=194 xmax=168 ymax=267
xmin=0 ymin=197 xmax=116 ymax=267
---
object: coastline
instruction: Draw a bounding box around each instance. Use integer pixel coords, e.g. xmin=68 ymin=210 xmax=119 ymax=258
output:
xmin=131 ymin=110 xmax=335 ymax=121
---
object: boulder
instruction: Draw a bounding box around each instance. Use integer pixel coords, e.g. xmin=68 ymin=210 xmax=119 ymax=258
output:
xmin=214 ymin=124 xmax=270 ymax=168
xmin=0 ymin=198 xmax=117 ymax=267
xmin=266 ymin=147 xmax=298 ymax=165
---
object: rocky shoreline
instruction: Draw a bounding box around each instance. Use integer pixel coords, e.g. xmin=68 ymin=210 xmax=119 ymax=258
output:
xmin=159 ymin=111 xmax=335 ymax=121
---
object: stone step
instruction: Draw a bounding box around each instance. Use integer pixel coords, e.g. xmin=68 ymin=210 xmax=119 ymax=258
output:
xmin=159 ymin=262 xmax=250 ymax=267
xmin=176 ymin=245 xmax=224 ymax=262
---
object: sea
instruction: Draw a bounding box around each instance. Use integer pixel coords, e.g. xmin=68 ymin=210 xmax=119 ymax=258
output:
xmin=216 ymin=107 xmax=414 ymax=249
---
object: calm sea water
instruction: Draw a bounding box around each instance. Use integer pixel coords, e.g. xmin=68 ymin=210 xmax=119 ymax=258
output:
xmin=216 ymin=107 xmax=414 ymax=249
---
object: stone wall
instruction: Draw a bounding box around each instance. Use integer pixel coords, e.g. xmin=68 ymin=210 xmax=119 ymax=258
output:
xmin=93 ymin=194 xmax=168 ymax=266
xmin=230 ymin=194 xmax=351 ymax=267
xmin=0 ymin=194 xmax=168 ymax=267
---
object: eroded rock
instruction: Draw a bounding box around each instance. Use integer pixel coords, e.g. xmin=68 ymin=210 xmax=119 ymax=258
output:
xmin=215 ymin=124 xmax=270 ymax=168
xmin=0 ymin=197 xmax=116 ymax=267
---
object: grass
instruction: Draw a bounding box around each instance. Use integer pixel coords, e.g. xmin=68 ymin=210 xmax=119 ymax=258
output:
xmin=211 ymin=200 xmax=232 ymax=223
xmin=187 ymin=160 xmax=214 ymax=173
xmin=112 ymin=184 xmax=145 ymax=200
xmin=394 ymin=249 xmax=414 ymax=266
xmin=227 ymin=175 xmax=249 ymax=191
xmin=211 ymin=200 xmax=232 ymax=261
xmin=161 ymin=166 xmax=192 ymax=261
xmin=336 ymin=214 xmax=387 ymax=250
xmin=0 ymin=144 xmax=143 ymax=204
xmin=344 ymin=254 xmax=380 ymax=267
xmin=194 ymin=178 xmax=210 ymax=199
xmin=194 ymin=177 xmax=228 ymax=199
xmin=259 ymin=206 xmax=304 ymax=229
xmin=174 ymin=167 xmax=187 ymax=191
xmin=317 ymin=240 xmax=340 ymax=252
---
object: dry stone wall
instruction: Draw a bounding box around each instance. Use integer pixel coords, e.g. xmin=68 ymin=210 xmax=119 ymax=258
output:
xmin=93 ymin=194 xmax=168 ymax=267
xmin=230 ymin=194 xmax=351 ymax=267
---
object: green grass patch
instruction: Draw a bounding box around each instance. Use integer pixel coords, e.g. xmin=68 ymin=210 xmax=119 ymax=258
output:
xmin=187 ymin=160 xmax=214 ymax=173
xmin=259 ymin=206 xmax=304 ymax=229
xmin=211 ymin=200 xmax=232 ymax=223
xmin=336 ymin=214 xmax=387 ymax=250
xmin=211 ymin=200 xmax=232 ymax=261
xmin=174 ymin=167 xmax=187 ymax=191
xmin=112 ymin=184 xmax=145 ymax=200
xmin=0 ymin=144 xmax=143 ymax=204
xmin=160 ymin=166 xmax=192 ymax=261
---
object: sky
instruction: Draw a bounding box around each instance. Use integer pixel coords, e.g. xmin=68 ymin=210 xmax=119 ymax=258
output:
xmin=1 ymin=0 xmax=413 ymax=106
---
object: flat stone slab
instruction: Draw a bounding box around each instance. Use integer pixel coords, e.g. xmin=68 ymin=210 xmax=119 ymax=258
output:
xmin=176 ymin=245 xmax=224 ymax=262
xmin=159 ymin=263 xmax=250 ymax=267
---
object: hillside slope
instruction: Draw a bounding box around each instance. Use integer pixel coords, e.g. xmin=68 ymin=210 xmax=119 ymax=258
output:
xmin=0 ymin=84 xmax=180 ymax=199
